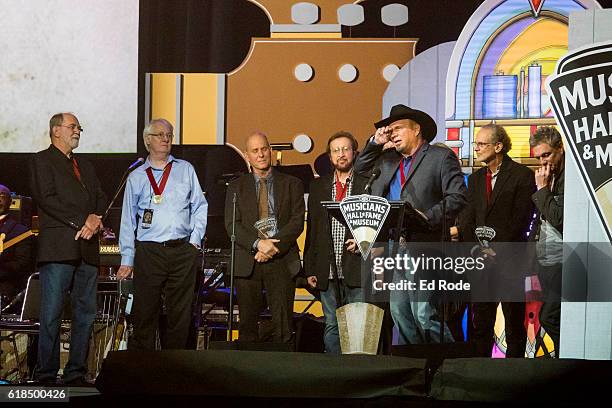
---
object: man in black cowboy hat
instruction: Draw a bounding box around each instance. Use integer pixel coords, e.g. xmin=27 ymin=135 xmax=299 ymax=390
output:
xmin=355 ymin=104 xmax=467 ymax=345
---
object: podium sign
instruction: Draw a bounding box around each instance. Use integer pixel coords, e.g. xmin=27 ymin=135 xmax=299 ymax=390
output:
xmin=339 ymin=195 xmax=391 ymax=260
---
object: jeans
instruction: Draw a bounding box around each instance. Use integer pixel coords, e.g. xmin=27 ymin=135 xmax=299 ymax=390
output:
xmin=320 ymin=280 xmax=363 ymax=354
xmin=389 ymin=264 xmax=454 ymax=345
xmin=36 ymin=262 xmax=97 ymax=382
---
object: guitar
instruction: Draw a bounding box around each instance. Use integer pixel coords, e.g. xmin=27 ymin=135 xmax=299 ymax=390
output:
xmin=0 ymin=230 xmax=33 ymax=254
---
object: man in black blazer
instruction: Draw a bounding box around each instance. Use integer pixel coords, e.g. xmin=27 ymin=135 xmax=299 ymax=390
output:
xmin=304 ymin=131 xmax=368 ymax=354
xmin=530 ymin=126 xmax=565 ymax=356
xmin=0 ymin=184 xmax=33 ymax=308
xmin=458 ymin=124 xmax=535 ymax=357
xmin=354 ymin=105 xmax=467 ymax=344
xmin=30 ymin=113 xmax=107 ymax=385
xmin=224 ymin=132 xmax=304 ymax=344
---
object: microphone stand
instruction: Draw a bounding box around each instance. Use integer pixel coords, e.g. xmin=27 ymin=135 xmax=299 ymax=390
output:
xmin=102 ymin=159 xmax=143 ymax=223
xmin=98 ymin=158 xmax=142 ymax=280
xmin=227 ymin=192 xmax=237 ymax=341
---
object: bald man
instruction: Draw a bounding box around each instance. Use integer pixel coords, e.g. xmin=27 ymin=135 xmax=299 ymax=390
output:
xmin=224 ymin=132 xmax=305 ymax=344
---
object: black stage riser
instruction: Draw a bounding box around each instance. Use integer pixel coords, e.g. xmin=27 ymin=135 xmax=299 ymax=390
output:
xmin=431 ymin=357 xmax=612 ymax=403
xmin=96 ymin=350 xmax=428 ymax=398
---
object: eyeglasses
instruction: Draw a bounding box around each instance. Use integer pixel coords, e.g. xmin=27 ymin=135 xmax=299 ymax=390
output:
xmin=60 ymin=124 xmax=83 ymax=132
xmin=148 ymin=132 xmax=174 ymax=140
xmin=331 ymin=146 xmax=352 ymax=154
xmin=472 ymin=142 xmax=495 ymax=148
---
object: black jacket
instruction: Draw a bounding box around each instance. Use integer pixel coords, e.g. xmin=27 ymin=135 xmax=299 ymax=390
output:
xmin=459 ymin=154 xmax=536 ymax=243
xmin=304 ymin=173 xmax=368 ymax=290
xmin=30 ymin=145 xmax=107 ymax=265
xmin=224 ymin=169 xmax=305 ymax=278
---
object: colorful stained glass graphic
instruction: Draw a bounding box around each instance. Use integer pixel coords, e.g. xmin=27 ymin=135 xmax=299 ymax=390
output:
xmin=445 ymin=0 xmax=601 ymax=162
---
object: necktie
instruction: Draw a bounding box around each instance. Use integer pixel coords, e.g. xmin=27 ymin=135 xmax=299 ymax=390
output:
xmin=399 ymin=157 xmax=409 ymax=187
xmin=485 ymin=170 xmax=492 ymax=204
xmin=72 ymin=157 xmax=82 ymax=183
xmin=258 ymin=178 xmax=269 ymax=219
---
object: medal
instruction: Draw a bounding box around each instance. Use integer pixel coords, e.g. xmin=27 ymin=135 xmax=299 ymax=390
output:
xmin=146 ymin=162 xmax=173 ymax=206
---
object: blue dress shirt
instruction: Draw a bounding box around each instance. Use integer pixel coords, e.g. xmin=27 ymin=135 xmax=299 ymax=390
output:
xmin=119 ymin=155 xmax=208 ymax=266
xmin=386 ymin=156 xmax=412 ymax=201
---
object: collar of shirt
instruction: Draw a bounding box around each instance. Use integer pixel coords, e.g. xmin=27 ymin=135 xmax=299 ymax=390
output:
xmin=145 ymin=154 xmax=176 ymax=171
xmin=253 ymin=169 xmax=274 ymax=184
xmin=488 ymin=161 xmax=502 ymax=179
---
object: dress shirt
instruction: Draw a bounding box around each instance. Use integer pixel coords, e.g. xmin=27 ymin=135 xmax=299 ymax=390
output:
xmin=119 ymin=155 xmax=208 ymax=266
xmin=386 ymin=156 xmax=413 ymax=201
xmin=330 ymin=174 xmax=353 ymax=279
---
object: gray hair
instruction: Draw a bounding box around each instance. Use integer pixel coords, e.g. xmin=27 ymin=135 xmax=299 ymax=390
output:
xmin=143 ymin=118 xmax=174 ymax=152
xmin=530 ymin=126 xmax=563 ymax=149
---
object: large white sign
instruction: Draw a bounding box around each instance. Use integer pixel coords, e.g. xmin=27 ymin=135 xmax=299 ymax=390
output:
xmin=0 ymin=0 xmax=138 ymax=153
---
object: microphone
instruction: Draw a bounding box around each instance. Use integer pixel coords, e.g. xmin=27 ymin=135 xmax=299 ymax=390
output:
xmin=364 ymin=167 xmax=381 ymax=194
xmin=1 ymin=290 xmax=25 ymax=313
xmin=127 ymin=157 xmax=145 ymax=172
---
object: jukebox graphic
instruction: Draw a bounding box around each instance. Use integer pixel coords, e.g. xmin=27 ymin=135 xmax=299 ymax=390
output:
xmin=445 ymin=0 xmax=601 ymax=166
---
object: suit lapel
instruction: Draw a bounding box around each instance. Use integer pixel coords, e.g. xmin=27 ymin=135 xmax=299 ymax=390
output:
xmin=272 ymin=170 xmax=283 ymax=217
xmin=381 ymin=156 xmax=401 ymax=193
xmin=324 ymin=173 xmax=334 ymax=200
xmin=404 ymin=143 xmax=428 ymax=187
xmin=244 ymin=174 xmax=258 ymax=222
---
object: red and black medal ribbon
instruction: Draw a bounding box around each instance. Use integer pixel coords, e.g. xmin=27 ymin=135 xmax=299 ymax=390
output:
xmin=146 ymin=162 xmax=173 ymax=203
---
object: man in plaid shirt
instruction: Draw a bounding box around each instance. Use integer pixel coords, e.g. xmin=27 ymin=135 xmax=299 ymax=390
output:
xmin=304 ymin=131 xmax=368 ymax=354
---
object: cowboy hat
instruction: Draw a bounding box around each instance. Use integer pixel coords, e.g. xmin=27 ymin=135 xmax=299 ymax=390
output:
xmin=374 ymin=104 xmax=437 ymax=142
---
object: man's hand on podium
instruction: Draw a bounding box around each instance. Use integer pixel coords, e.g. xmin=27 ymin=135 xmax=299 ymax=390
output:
xmin=345 ymin=239 xmax=358 ymax=253
xmin=307 ymin=276 xmax=317 ymax=288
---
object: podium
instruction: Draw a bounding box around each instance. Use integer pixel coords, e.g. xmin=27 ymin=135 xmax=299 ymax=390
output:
xmin=320 ymin=195 xmax=432 ymax=353
xmin=321 ymin=198 xmax=430 ymax=252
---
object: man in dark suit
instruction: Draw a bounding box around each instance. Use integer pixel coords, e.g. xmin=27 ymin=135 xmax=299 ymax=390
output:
xmin=224 ymin=132 xmax=305 ymax=344
xmin=0 ymin=184 xmax=33 ymax=310
xmin=530 ymin=126 xmax=564 ymax=357
xmin=458 ymin=124 xmax=535 ymax=357
xmin=304 ymin=131 xmax=368 ymax=354
xmin=30 ymin=113 xmax=107 ymax=385
xmin=354 ymin=104 xmax=467 ymax=344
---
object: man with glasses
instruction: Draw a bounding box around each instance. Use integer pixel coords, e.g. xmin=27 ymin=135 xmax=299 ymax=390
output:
xmin=304 ymin=131 xmax=367 ymax=354
xmin=117 ymin=118 xmax=208 ymax=351
xmin=457 ymin=124 xmax=535 ymax=357
xmin=529 ymin=126 xmax=564 ymax=357
xmin=30 ymin=113 xmax=107 ymax=385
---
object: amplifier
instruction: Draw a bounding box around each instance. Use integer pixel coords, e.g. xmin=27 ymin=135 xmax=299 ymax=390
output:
xmin=8 ymin=195 xmax=32 ymax=228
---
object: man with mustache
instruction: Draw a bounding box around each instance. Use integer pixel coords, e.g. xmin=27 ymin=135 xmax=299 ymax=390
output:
xmin=304 ymin=131 xmax=367 ymax=354
xmin=30 ymin=113 xmax=107 ymax=385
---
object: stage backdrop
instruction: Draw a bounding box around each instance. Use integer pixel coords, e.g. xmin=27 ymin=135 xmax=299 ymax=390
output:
xmin=0 ymin=0 xmax=138 ymax=153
